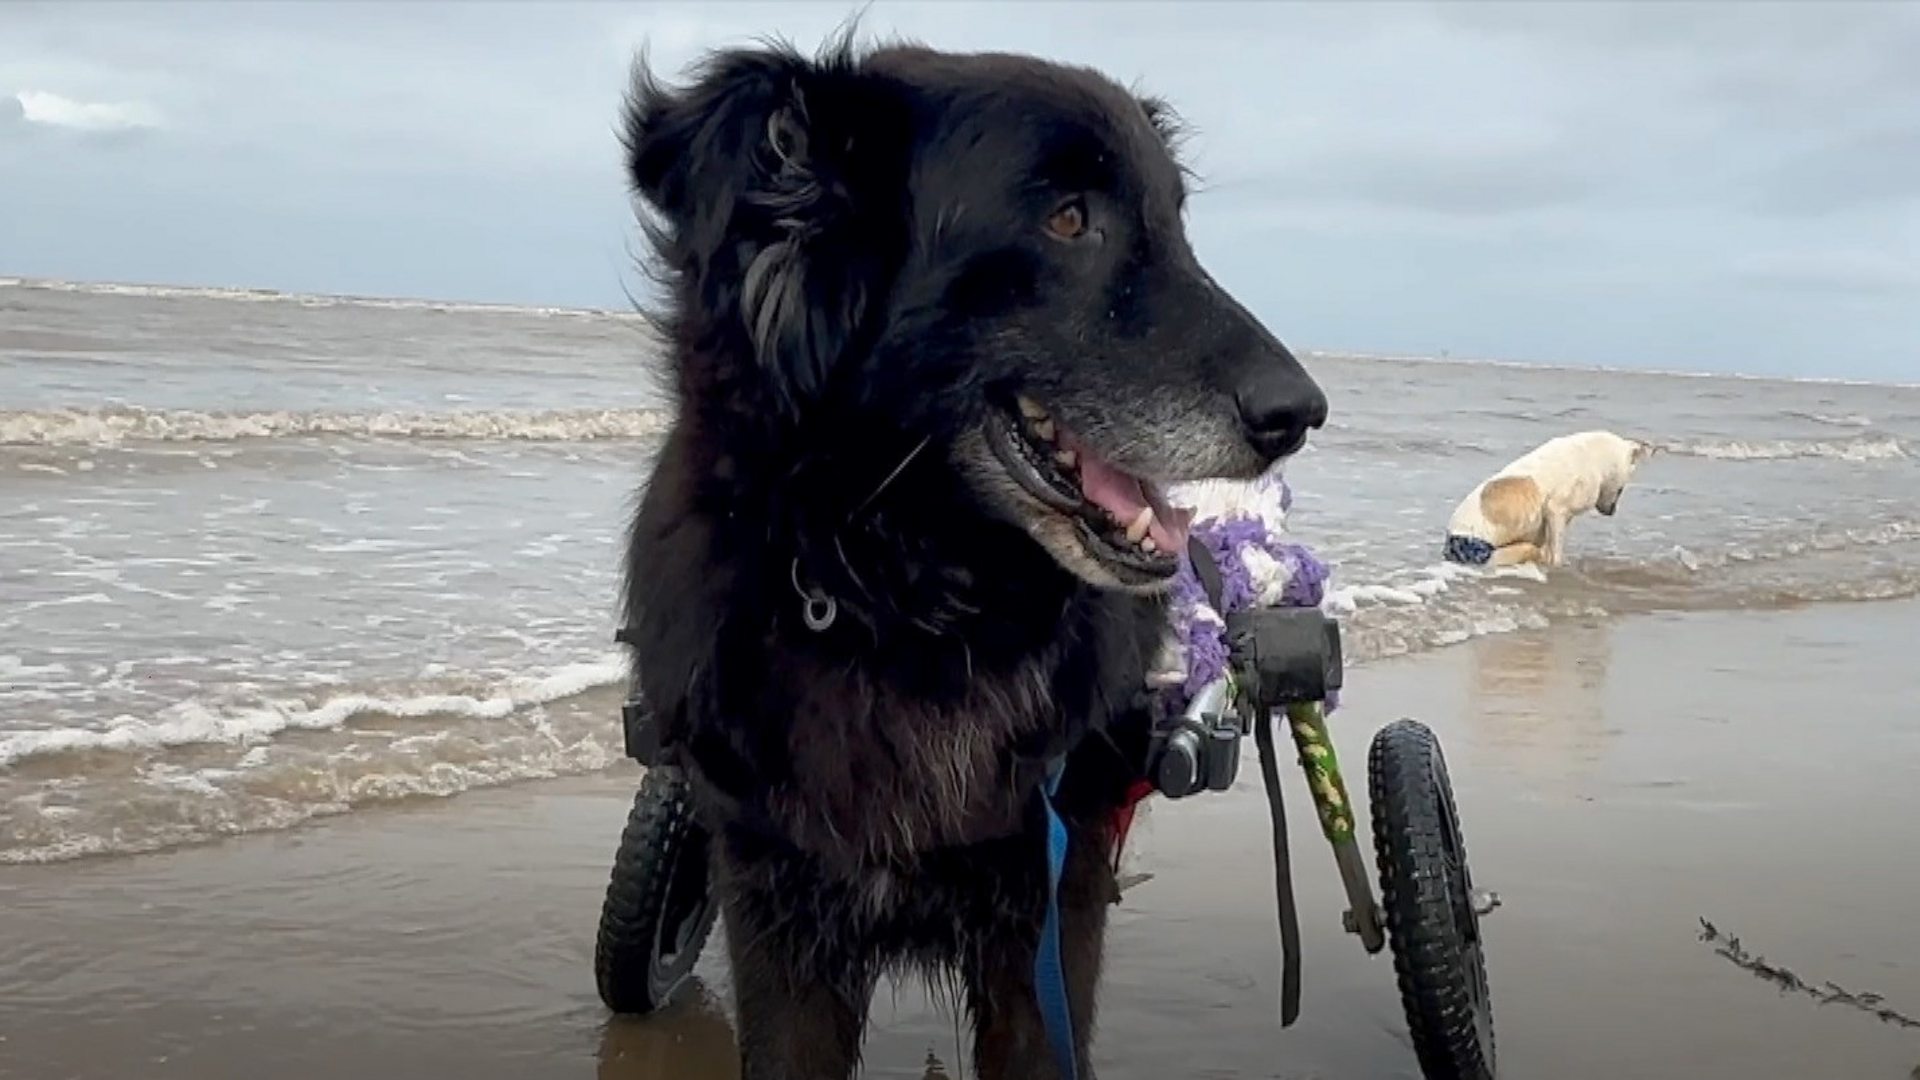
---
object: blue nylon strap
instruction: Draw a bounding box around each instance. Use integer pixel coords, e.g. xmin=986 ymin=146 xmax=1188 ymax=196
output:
xmin=1034 ymin=758 xmax=1079 ymax=1080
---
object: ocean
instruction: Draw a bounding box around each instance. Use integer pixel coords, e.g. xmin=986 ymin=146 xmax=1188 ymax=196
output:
xmin=3 ymin=275 xmax=1918 ymax=868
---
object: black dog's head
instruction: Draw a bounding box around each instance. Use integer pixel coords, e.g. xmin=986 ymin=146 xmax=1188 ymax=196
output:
xmin=625 ymin=38 xmax=1326 ymax=593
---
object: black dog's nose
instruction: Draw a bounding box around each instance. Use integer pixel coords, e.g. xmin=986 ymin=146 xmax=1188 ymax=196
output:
xmin=1236 ymin=371 xmax=1329 ymax=460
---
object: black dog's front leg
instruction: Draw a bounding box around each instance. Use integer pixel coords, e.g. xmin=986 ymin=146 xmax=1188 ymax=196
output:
xmin=724 ymin=886 xmax=874 ymax=1080
xmin=967 ymin=823 xmax=1112 ymax=1080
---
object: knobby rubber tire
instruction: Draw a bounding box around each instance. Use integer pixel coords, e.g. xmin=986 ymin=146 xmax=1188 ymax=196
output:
xmin=594 ymin=766 xmax=718 ymax=1015
xmin=1368 ymin=719 xmax=1497 ymax=1080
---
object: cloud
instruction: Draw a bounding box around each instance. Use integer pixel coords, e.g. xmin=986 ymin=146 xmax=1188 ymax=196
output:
xmin=0 ymin=1 xmax=1916 ymax=379
xmin=1235 ymin=141 xmax=1602 ymax=218
xmin=1732 ymin=249 xmax=1920 ymax=297
xmin=1750 ymin=127 xmax=1920 ymax=218
xmin=13 ymin=89 xmax=162 ymax=134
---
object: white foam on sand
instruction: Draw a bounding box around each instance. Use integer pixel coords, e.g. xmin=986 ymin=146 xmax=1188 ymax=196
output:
xmin=1323 ymin=559 xmax=1542 ymax=617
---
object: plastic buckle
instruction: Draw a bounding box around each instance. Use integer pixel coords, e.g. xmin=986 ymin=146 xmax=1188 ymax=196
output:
xmin=1148 ymin=680 xmax=1245 ymax=799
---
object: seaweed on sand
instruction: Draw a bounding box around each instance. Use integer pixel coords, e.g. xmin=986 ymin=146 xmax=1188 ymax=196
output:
xmin=1697 ymin=916 xmax=1920 ymax=1031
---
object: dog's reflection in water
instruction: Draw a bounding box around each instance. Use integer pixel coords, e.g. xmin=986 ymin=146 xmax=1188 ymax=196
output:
xmin=594 ymin=980 xmax=955 ymax=1080
xmin=596 ymin=981 xmax=739 ymax=1080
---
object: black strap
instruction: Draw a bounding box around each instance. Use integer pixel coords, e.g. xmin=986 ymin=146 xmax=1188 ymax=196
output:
xmin=1255 ymin=711 xmax=1303 ymax=1026
xmin=1186 ymin=535 xmax=1227 ymax=613
xmin=1196 ymin=533 xmax=1302 ymax=1025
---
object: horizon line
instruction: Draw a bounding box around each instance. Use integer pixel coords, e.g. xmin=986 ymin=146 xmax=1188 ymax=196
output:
xmin=4 ymin=272 xmax=1915 ymax=392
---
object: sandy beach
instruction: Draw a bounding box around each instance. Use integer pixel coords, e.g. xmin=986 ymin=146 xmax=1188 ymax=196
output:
xmin=7 ymin=598 xmax=1919 ymax=1080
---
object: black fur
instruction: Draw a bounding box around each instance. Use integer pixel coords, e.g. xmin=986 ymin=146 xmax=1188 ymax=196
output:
xmin=619 ymin=33 xmax=1326 ymax=1079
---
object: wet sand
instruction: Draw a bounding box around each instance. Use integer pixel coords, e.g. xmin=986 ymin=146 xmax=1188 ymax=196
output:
xmin=5 ymin=599 xmax=1920 ymax=1080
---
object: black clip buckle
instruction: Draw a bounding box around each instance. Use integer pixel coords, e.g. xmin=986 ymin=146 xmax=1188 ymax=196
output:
xmin=613 ymin=627 xmax=661 ymax=766
xmin=1148 ymin=680 xmax=1244 ymax=799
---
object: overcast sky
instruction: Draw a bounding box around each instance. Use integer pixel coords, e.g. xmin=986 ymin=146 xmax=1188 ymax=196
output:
xmin=3 ymin=1 xmax=1916 ymax=381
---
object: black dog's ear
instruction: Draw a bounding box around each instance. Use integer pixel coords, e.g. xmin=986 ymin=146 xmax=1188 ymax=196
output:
xmin=623 ymin=48 xmax=798 ymax=227
xmin=1136 ymin=94 xmax=1185 ymax=148
xmin=1136 ymin=92 xmax=1196 ymax=194
xmin=623 ymin=43 xmax=902 ymax=412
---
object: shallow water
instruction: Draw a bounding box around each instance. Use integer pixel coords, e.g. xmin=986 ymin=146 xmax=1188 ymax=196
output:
xmin=4 ymin=276 xmax=1919 ymax=865
xmin=4 ymin=602 xmax=1917 ymax=1080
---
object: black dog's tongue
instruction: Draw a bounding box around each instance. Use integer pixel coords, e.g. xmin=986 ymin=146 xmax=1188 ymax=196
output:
xmin=1068 ymin=437 xmax=1191 ymax=550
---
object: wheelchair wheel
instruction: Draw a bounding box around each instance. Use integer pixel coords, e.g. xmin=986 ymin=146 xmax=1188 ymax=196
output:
xmin=1367 ymin=719 xmax=1496 ymax=1080
xmin=594 ymin=765 xmax=719 ymax=1015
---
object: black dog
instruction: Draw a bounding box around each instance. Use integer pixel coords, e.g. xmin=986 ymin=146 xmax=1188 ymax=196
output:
xmin=619 ymin=34 xmax=1326 ymax=1080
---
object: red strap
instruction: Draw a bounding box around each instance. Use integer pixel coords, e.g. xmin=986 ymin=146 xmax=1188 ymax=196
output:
xmin=1108 ymin=779 xmax=1157 ymax=872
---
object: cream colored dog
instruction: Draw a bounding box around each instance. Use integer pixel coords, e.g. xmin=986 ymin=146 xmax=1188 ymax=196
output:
xmin=1443 ymin=430 xmax=1655 ymax=568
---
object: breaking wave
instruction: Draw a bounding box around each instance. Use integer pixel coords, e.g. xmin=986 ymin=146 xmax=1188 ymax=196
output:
xmin=0 ymin=405 xmax=673 ymax=447
xmin=1663 ymin=436 xmax=1908 ymax=462
xmin=1317 ymin=430 xmax=1500 ymax=457
xmin=1784 ymin=410 xmax=1875 ymax=429
xmin=1319 ymin=512 xmax=1920 ymax=665
xmin=0 ymin=656 xmax=627 ymax=768
xmin=0 ymin=276 xmax=642 ymax=321
xmin=1 ymin=733 xmax=628 ymax=865
xmin=1311 ymin=347 xmax=1920 ymax=390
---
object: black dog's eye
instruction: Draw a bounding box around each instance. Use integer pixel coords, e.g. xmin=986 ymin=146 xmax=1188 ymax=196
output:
xmin=1044 ymin=197 xmax=1089 ymax=241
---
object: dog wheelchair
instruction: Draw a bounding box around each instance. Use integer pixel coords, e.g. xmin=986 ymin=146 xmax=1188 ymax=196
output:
xmin=593 ymin=601 xmax=1497 ymax=1080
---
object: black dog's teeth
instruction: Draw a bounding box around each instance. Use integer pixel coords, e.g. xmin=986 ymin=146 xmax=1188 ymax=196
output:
xmin=1015 ymin=396 xmax=1076 ymax=470
xmin=1079 ymin=517 xmax=1173 ymax=570
xmin=1014 ymin=395 xmax=1168 ymax=562
xmin=1012 ymin=396 xmax=1076 ymax=502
